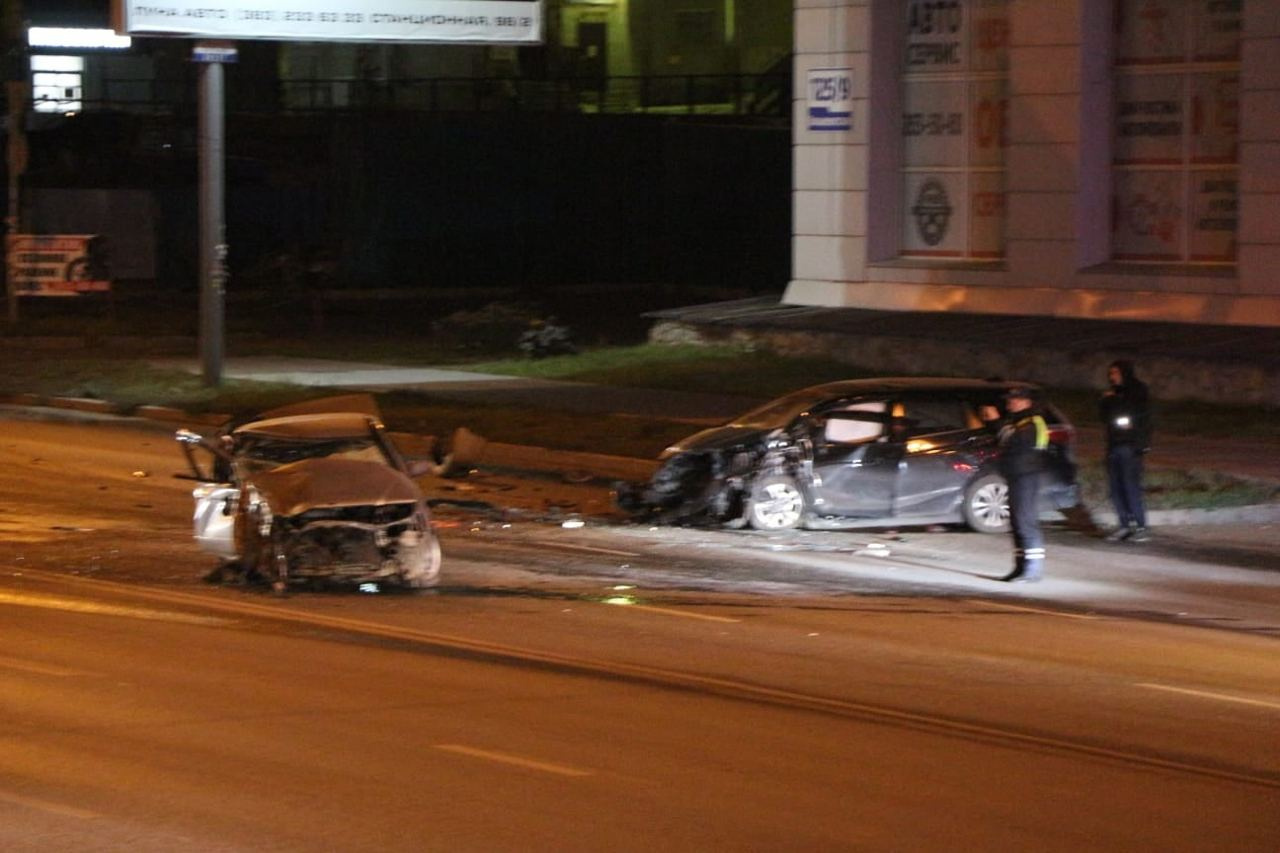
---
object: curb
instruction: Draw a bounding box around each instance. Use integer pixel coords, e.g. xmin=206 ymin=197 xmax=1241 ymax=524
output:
xmin=4 ymin=393 xmax=1277 ymax=526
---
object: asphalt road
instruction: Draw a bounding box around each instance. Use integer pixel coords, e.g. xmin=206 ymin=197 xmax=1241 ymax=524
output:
xmin=2 ymin=413 xmax=1279 ymax=850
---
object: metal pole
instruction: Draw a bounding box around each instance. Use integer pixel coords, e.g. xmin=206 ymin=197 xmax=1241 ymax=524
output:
xmin=198 ymin=56 xmax=226 ymax=386
xmin=4 ymin=78 xmax=24 ymax=325
xmin=3 ymin=0 xmax=27 ymax=325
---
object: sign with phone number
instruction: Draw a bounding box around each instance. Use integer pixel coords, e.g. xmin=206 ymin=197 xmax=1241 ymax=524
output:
xmin=807 ymin=68 xmax=853 ymax=132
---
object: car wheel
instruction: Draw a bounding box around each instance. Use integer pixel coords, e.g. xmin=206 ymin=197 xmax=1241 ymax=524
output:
xmin=405 ymin=537 xmax=443 ymax=590
xmin=746 ymin=473 xmax=806 ymax=530
xmin=963 ymin=473 xmax=1010 ymax=534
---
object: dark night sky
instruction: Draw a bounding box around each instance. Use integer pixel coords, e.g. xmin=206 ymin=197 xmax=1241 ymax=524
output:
xmin=21 ymin=1 xmax=112 ymax=28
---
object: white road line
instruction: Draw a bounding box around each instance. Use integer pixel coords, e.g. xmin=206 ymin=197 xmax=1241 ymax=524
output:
xmin=1136 ymin=682 xmax=1280 ymax=712
xmin=434 ymin=744 xmax=594 ymax=777
xmin=0 ymin=789 xmax=100 ymax=820
xmin=0 ymin=590 xmax=233 ymax=627
xmin=0 ymin=654 xmax=88 ymax=678
xmin=525 ymin=539 xmax=641 ymax=558
xmin=970 ymin=598 xmax=1098 ymax=620
xmin=604 ymin=601 xmax=741 ymax=623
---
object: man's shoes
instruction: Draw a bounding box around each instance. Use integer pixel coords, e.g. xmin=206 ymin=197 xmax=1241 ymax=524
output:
xmin=1000 ymin=569 xmax=1042 ymax=583
xmin=1105 ymin=526 xmax=1133 ymax=542
xmin=1129 ymin=526 xmax=1151 ymax=542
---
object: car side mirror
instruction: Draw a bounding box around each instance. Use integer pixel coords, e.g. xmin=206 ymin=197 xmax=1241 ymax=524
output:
xmin=175 ymin=428 xmax=233 ymax=483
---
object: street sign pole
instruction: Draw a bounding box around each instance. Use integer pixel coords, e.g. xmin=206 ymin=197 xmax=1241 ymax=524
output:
xmin=3 ymin=0 xmax=27 ymax=325
xmin=195 ymin=42 xmax=233 ymax=386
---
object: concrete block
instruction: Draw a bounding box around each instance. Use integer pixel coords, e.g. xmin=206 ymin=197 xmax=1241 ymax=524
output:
xmin=793 ymin=234 xmax=867 ymax=280
xmin=1007 ymin=144 xmax=1079 ymax=192
xmin=1009 ymin=94 xmax=1080 ymax=145
xmin=1239 ymin=192 xmax=1280 ymax=244
xmin=1239 ymin=142 xmax=1280 ymax=193
xmin=1240 ymin=89 xmax=1280 ymax=141
xmin=1011 ymin=1 xmax=1080 ymax=46
xmin=1007 ymin=191 xmax=1077 ymax=241
xmin=794 ymin=189 xmax=867 ymax=237
xmin=795 ymin=8 xmax=836 ymax=54
xmin=46 ymin=397 xmax=125 ymax=415
xmin=1244 ymin=36 xmax=1280 ymax=89
xmin=1010 ymin=45 xmax=1080 ymax=95
xmin=794 ymin=143 xmax=868 ymax=191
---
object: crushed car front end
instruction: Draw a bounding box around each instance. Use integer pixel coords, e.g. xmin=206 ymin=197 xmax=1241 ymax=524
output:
xmin=245 ymin=457 xmax=442 ymax=590
xmin=616 ymin=425 xmax=798 ymax=526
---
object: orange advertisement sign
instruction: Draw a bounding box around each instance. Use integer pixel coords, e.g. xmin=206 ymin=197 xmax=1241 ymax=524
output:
xmin=6 ymin=234 xmax=111 ymax=296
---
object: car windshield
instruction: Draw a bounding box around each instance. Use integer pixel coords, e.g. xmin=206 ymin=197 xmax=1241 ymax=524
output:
xmin=234 ymin=436 xmax=392 ymax=476
xmin=731 ymin=388 xmax=834 ymax=429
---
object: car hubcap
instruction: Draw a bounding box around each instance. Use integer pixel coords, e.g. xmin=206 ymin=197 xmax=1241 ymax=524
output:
xmin=971 ymin=482 xmax=1009 ymax=528
xmin=755 ymin=482 xmax=803 ymax=528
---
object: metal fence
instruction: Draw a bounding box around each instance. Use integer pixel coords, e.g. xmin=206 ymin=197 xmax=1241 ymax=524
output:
xmin=81 ymin=72 xmax=790 ymax=120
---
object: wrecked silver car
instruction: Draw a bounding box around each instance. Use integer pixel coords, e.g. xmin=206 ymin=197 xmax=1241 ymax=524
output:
xmin=175 ymin=395 xmax=441 ymax=592
xmin=615 ymin=378 xmax=1079 ymax=534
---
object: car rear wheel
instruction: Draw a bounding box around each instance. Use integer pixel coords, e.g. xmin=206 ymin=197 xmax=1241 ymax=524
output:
xmin=746 ymin=473 xmax=806 ymax=530
xmin=963 ymin=473 xmax=1010 ymax=534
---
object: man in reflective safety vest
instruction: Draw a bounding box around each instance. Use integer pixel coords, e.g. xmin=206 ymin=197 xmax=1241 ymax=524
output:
xmin=997 ymin=386 xmax=1049 ymax=583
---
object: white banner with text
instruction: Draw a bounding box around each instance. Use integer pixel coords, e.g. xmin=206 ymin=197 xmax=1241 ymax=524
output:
xmin=114 ymin=0 xmax=542 ymax=44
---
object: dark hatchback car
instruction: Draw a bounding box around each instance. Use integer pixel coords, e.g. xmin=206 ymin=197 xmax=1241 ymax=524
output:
xmin=615 ymin=377 xmax=1079 ymax=534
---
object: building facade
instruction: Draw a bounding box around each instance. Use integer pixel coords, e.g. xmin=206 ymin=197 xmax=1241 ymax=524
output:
xmin=787 ymin=0 xmax=1280 ymax=327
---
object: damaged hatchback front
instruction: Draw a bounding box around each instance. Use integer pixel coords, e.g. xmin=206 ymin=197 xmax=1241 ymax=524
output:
xmin=175 ymin=395 xmax=441 ymax=592
xmin=616 ymin=378 xmax=1079 ymax=534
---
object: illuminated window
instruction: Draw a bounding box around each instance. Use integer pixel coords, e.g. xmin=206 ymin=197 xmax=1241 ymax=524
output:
xmin=31 ymin=54 xmax=84 ymax=114
xmin=901 ymin=0 xmax=1009 ymax=260
xmin=1111 ymin=0 xmax=1241 ymax=264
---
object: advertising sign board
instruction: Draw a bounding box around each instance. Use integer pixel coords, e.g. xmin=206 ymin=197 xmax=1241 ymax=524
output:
xmin=6 ymin=235 xmax=111 ymax=296
xmin=112 ymin=0 xmax=542 ymax=44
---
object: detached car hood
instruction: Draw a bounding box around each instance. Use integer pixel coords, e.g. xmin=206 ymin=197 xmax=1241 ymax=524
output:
xmin=249 ymin=457 xmax=421 ymax=517
xmin=663 ymin=424 xmax=772 ymax=457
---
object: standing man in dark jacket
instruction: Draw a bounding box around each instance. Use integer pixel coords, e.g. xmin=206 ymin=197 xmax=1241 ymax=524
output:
xmin=1099 ymin=359 xmax=1152 ymax=542
xmin=997 ymin=386 xmax=1049 ymax=583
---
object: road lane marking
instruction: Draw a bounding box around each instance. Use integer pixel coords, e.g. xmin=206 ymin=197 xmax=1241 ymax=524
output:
xmin=16 ymin=569 xmax=1280 ymax=791
xmin=0 ymin=654 xmax=89 ymax=677
xmin=1136 ymin=683 xmax=1280 ymax=712
xmin=434 ymin=744 xmax=594 ymax=777
xmin=0 ymin=789 xmax=100 ymax=820
xmin=603 ymin=601 xmax=740 ymax=623
xmin=969 ymin=598 xmax=1098 ymax=620
xmin=0 ymin=590 xmax=233 ymax=628
xmin=525 ymin=539 xmax=641 ymax=558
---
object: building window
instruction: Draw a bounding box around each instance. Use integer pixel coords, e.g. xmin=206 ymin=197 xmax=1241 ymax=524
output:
xmin=31 ymin=55 xmax=84 ymax=114
xmin=1111 ymin=0 xmax=1241 ymax=263
xmin=901 ymin=0 xmax=1009 ymax=260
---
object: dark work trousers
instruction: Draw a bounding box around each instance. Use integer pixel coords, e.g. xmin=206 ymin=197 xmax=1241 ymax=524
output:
xmin=1106 ymin=444 xmax=1147 ymax=528
xmin=1008 ymin=470 xmax=1044 ymax=574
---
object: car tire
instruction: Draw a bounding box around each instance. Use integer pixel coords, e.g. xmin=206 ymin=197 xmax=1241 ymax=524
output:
xmin=963 ymin=473 xmax=1010 ymax=534
xmin=404 ymin=537 xmax=443 ymax=590
xmin=746 ymin=473 xmax=806 ymax=531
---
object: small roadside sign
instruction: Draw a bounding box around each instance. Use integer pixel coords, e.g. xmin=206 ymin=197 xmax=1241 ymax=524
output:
xmin=807 ymin=68 xmax=854 ymax=132
xmin=192 ymin=42 xmax=238 ymax=63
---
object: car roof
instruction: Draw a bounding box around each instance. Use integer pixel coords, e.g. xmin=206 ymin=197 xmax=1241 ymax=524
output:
xmin=803 ymin=377 xmax=1039 ymax=397
xmin=232 ymin=411 xmax=381 ymax=440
